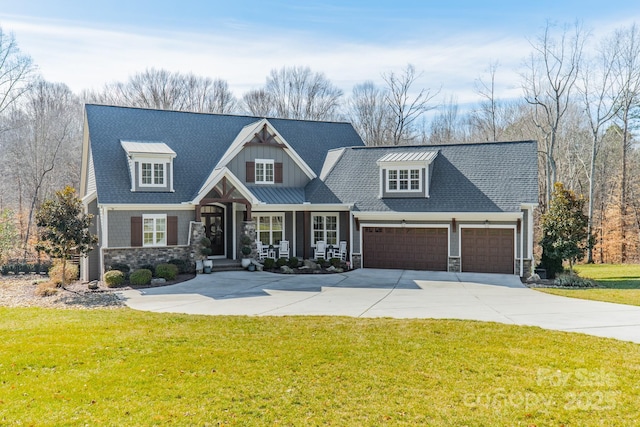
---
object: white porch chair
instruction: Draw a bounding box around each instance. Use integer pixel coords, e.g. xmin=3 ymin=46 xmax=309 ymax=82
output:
xmin=279 ymin=240 xmax=290 ymax=258
xmin=337 ymin=240 xmax=347 ymax=261
xmin=314 ymin=240 xmax=327 ymax=259
xmin=256 ymin=241 xmax=269 ymax=260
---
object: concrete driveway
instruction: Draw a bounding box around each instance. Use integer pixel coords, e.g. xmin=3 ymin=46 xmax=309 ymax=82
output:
xmin=118 ymin=269 xmax=640 ymax=344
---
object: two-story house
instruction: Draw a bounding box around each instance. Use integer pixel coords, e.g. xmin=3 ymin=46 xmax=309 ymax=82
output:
xmin=80 ymin=104 xmax=538 ymax=281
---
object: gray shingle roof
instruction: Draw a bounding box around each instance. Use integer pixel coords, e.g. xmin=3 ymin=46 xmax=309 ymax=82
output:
xmin=306 ymin=141 xmax=538 ymax=212
xmin=86 ymin=104 xmax=364 ymax=204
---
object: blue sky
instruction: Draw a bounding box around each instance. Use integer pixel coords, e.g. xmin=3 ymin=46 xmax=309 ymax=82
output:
xmin=1 ymin=1 xmax=639 ymax=105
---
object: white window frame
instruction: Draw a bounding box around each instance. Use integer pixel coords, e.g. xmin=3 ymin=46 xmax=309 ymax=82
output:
xmin=311 ymin=213 xmax=339 ymax=246
xmin=255 ymin=159 xmax=275 ymax=184
xmin=385 ymin=167 xmax=422 ymax=193
xmin=142 ymin=214 xmax=167 ymax=247
xmin=255 ymin=213 xmax=284 ymax=246
xmin=139 ymin=160 xmax=166 ymax=187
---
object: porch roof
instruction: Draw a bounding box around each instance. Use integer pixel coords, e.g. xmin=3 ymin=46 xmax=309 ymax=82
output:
xmin=249 ymin=186 xmax=306 ymax=204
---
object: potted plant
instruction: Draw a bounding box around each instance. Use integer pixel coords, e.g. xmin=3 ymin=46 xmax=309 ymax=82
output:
xmin=199 ymin=237 xmax=213 ymax=273
xmin=240 ymin=234 xmax=253 ymax=268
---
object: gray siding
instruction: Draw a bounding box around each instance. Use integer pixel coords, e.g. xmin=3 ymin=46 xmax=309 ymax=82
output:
xmin=523 ymin=208 xmax=530 ymax=258
xmin=108 ymin=209 xmax=195 ymax=247
xmin=228 ymin=145 xmax=310 ymax=187
xmin=87 ymin=199 xmax=101 ymax=280
xmin=295 ymin=212 xmax=304 ymax=258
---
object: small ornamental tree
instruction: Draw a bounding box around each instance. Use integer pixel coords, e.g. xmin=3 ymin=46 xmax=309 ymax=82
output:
xmin=540 ymin=183 xmax=594 ymax=274
xmin=35 ymin=186 xmax=98 ymax=286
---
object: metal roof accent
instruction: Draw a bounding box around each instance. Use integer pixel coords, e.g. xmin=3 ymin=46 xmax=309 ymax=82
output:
xmin=377 ymin=151 xmax=438 ymax=163
xmin=121 ymin=141 xmax=176 ymax=156
xmin=250 ymin=186 xmax=306 ymax=204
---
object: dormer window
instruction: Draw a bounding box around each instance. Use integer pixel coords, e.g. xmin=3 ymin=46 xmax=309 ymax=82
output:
xmin=121 ymin=141 xmax=176 ymax=192
xmin=387 ymin=168 xmax=421 ymax=192
xmin=140 ymin=161 xmax=165 ymax=186
xmin=376 ymin=151 xmax=438 ymax=198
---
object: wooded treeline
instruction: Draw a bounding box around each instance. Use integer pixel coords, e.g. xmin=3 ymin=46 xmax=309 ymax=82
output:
xmin=1 ymin=21 xmax=640 ymax=264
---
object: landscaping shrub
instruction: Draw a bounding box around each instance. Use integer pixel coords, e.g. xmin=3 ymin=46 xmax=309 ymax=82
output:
xmin=538 ymin=250 xmax=564 ymax=279
xmin=130 ymin=269 xmax=152 ymax=286
xmin=104 ymin=270 xmax=125 ymax=287
xmin=140 ymin=264 xmax=156 ymax=276
xmin=554 ymin=272 xmax=596 ymax=288
xmin=287 ymin=257 xmax=299 ymax=268
xmin=109 ymin=263 xmax=131 ymax=275
xmin=329 ymin=257 xmax=342 ymax=268
xmin=35 ymin=281 xmax=58 ymax=297
xmin=155 ymin=263 xmax=178 ymax=280
xmin=0 ymin=265 xmax=9 ymax=275
xmin=263 ymin=258 xmax=275 ymax=270
xmin=48 ymin=261 xmax=79 ymax=285
xmin=168 ymin=258 xmax=188 ymax=274
xmin=276 ymin=257 xmax=288 ymax=267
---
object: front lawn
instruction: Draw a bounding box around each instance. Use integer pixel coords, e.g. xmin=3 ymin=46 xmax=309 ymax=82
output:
xmin=538 ymin=264 xmax=640 ymax=306
xmin=1 ymin=308 xmax=639 ymax=425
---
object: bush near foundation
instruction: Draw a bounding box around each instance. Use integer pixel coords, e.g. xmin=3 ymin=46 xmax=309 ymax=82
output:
xmin=104 ymin=270 xmax=125 ymax=287
xmin=129 ymin=269 xmax=152 ymax=286
xmin=155 ymin=263 xmax=178 ymax=280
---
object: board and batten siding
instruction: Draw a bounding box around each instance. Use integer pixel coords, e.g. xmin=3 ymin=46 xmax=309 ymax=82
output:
xmin=107 ymin=209 xmax=195 ymax=248
xmin=227 ymin=145 xmax=310 ymax=187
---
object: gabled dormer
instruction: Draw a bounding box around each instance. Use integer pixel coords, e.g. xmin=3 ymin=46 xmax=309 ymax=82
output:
xmin=121 ymin=141 xmax=177 ymax=192
xmin=376 ymin=151 xmax=438 ymax=198
xmin=216 ymin=119 xmax=317 ymax=188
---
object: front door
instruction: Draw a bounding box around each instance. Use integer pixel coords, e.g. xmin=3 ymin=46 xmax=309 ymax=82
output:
xmin=202 ymin=206 xmax=225 ymax=256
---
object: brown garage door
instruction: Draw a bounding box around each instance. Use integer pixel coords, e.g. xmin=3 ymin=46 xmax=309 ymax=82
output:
xmin=461 ymin=228 xmax=514 ymax=274
xmin=362 ymin=227 xmax=448 ymax=270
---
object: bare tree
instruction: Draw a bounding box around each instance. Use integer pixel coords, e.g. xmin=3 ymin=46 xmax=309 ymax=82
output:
xmin=611 ymin=24 xmax=640 ymax=262
xmin=0 ymin=27 xmax=35 ymax=119
xmin=246 ymin=66 xmax=343 ymax=121
xmin=242 ymin=88 xmax=275 ymax=117
xmin=347 ymin=81 xmax=393 ymax=146
xmin=87 ymin=68 xmax=238 ymax=114
xmin=382 ymin=64 xmax=439 ymax=145
xmin=472 ymin=61 xmax=501 ymax=141
xmin=521 ymin=21 xmax=587 ymax=207
xmin=2 ymin=80 xmax=82 ymax=260
xmin=429 ymin=95 xmax=468 ymax=144
xmin=577 ymin=41 xmax=622 ymax=263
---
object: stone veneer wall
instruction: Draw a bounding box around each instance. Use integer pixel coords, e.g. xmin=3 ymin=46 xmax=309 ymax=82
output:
xmin=516 ymin=259 xmax=533 ymax=277
xmin=351 ymin=253 xmax=362 ymax=269
xmin=448 ymin=257 xmax=461 ymax=272
xmin=102 ymin=221 xmax=206 ymax=273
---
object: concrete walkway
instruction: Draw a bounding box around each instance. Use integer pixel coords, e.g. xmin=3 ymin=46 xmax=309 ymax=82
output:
xmin=118 ymin=269 xmax=640 ymax=344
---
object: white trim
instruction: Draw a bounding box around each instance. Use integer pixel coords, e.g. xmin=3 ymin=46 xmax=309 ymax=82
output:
xmin=384 ymin=167 xmax=422 ymax=193
xmin=520 ymin=218 xmax=524 ymax=277
xmin=215 ymin=118 xmax=317 ymax=180
xmin=142 ymin=214 xmax=168 ymax=247
xmin=82 ymin=191 xmax=97 ymax=205
xmin=255 ymin=213 xmax=285 ymax=246
xmin=311 ymin=212 xmax=340 ymax=246
xmin=232 ymin=204 xmax=237 ymax=260
xmin=349 ymin=212 xmax=354 ymax=265
xmin=352 ymin=211 xmax=523 ymax=222
xmin=358 ymin=223 xmax=451 ymax=269
xmin=254 ymin=158 xmax=275 ymax=184
xmin=458 ymin=224 xmax=518 ymax=275
xmin=191 ymin=167 xmax=260 ymax=205
xmin=99 ymin=203 xmax=195 ymax=211
xmin=138 ymin=160 xmax=167 ymax=187
xmin=378 ymin=167 xmax=383 ymax=199
xmin=292 ymin=210 xmax=297 ymax=258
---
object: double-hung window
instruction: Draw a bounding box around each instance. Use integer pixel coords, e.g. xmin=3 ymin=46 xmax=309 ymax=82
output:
xmin=140 ymin=162 xmax=165 ymax=186
xmin=143 ymin=214 xmax=166 ymax=246
xmin=312 ymin=214 xmax=338 ymax=245
xmin=255 ymin=159 xmax=274 ymax=184
xmin=256 ymin=214 xmax=283 ymax=245
xmin=387 ymin=168 xmax=421 ymax=192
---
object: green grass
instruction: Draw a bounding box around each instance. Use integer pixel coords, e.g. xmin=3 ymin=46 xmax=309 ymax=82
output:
xmin=1 ymin=308 xmax=640 ymax=425
xmin=538 ymin=264 xmax=640 ymax=306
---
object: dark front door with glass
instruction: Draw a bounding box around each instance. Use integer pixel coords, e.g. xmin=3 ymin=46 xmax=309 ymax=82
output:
xmin=202 ymin=206 xmax=225 ymax=256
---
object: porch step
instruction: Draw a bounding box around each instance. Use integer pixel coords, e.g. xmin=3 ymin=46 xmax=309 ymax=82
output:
xmin=211 ymin=259 xmax=244 ymax=272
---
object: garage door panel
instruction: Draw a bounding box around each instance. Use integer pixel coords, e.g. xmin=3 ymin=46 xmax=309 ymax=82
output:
xmin=461 ymin=228 xmax=514 ymax=274
xmin=363 ymin=227 xmax=448 ymax=271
